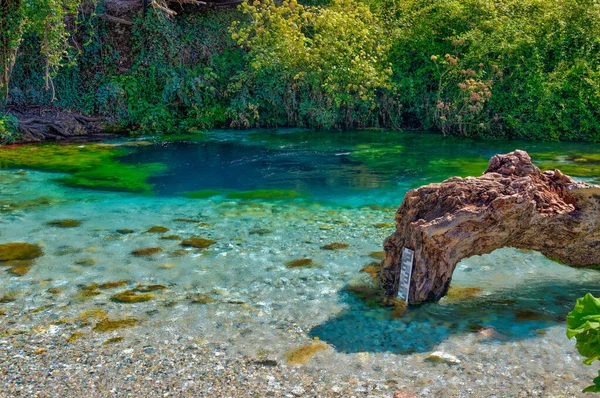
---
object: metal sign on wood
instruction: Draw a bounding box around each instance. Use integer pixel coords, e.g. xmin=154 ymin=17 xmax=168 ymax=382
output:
xmin=397 ymin=248 xmax=414 ymax=302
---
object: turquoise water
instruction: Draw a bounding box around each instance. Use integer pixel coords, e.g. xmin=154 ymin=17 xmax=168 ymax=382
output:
xmin=1 ymin=129 xmax=600 ymax=385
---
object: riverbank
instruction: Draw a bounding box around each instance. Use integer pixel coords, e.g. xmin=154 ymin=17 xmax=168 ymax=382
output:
xmin=3 ymin=105 xmax=116 ymax=144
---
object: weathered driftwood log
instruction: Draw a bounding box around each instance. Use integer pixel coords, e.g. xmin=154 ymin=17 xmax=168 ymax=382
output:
xmin=380 ymin=150 xmax=600 ymax=304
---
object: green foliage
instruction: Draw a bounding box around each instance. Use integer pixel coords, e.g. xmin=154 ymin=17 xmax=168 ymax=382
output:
xmin=0 ymin=114 xmax=19 ymax=144
xmin=232 ymin=0 xmax=392 ymax=128
xmin=0 ymin=0 xmax=83 ymax=101
xmin=567 ymin=293 xmax=600 ymax=392
xmin=7 ymin=0 xmax=600 ymax=140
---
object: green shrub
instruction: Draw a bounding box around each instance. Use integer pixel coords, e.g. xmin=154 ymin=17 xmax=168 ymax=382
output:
xmin=0 ymin=114 xmax=19 ymax=144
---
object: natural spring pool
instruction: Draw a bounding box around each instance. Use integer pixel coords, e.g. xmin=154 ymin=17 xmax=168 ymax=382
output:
xmin=1 ymin=129 xmax=599 ymax=396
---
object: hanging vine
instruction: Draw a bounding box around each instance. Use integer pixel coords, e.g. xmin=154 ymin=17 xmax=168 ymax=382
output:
xmin=0 ymin=0 xmax=83 ymax=103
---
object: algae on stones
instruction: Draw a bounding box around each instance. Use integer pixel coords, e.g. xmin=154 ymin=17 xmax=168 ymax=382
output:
xmin=181 ymin=238 xmax=216 ymax=249
xmin=0 ymin=243 xmax=43 ymax=261
xmin=46 ymin=219 xmax=82 ymax=228
xmin=285 ymin=339 xmax=329 ymax=365
xmin=93 ymin=318 xmax=139 ymax=332
xmin=146 ymin=226 xmax=169 ymax=233
xmin=321 ymin=242 xmax=349 ymax=250
xmin=285 ymin=258 xmax=318 ymax=268
xmin=111 ymin=290 xmax=155 ymax=303
xmin=131 ymin=247 xmax=163 ymax=256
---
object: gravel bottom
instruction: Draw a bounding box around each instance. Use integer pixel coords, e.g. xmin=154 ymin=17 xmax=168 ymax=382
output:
xmin=0 ymin=325 xmax=595 ymax=398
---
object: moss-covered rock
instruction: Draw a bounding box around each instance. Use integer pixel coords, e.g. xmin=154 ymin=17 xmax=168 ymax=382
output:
xmin=131 ymin=247 xmax=162 ymax=256
xmin=160 ymin=235 xmax=182 ymax=241
xmin=133 ymin=284 xmax=167 ymax=292
xmin=0 ymin=242 xmax=43 ymax=261
xmin=146 ymin=226 xmax=169 ymax=233
xmin=189 ymin=294 xmax=216 ymax=304
xmin=93 ymin=318 xmax=139 ymax=332
xmin=321 ymin=242 xmax=349 ymax=250
xmin=98 ymin=280 xmax=129 ymax=289
xmin=183 ymin=190 xmax=223 ymax=199
xmin=285 ymin=258 xmax=318 ymax=268
xmin=181 ymin=238 xmax=216 ymax=249
xmin=46 ymin=219 xmax=82 ymax=228
xmin=110 ymin=290 xmax=155 ymax=303
xmin=285 ymin=339 xmax=329 ymax=365
xmin=117 ymin=229 xmax=135 ymax=234
xmin=368 ymin=251 xmax=386 ymax=259
xmin=74 ymin=258 xmax=97 ymax=266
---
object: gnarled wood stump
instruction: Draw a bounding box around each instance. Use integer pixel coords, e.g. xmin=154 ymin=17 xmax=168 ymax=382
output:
xmin=380 ymin=150 xmax=600 ymax=304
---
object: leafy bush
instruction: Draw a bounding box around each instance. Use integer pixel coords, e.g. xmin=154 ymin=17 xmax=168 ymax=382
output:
xmin=7 ymin=0 xmax=600 ymax=140
xmin=567 ymin=293 xmax=600 ymax=392
xmin=0 ymin=114 xmax=19 ymax=144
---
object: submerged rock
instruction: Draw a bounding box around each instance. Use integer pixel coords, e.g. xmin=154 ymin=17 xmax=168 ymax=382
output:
xmin=285 ymin=258 xmax=317 ymax=268
xmin=320 ymin=242 xmax=349 ymax=250
xmin=146 ymin=226 xmax=169 ymax=233
xmin=285 ymin=339 xmax=328 ymax=365
xmin=160 ymin=235 xmax=182 ymax=241
xmin=117 ymin=229 xmax=135 ymax=234
xmin=131 ymin=247 xmax=162 ymax=256
xmin=46 ymin=219 xmax=82 ymax=228
xmin=181 ymin=238 xmax=216 ymax=249
xmin=0 ymin=243 xmax=43 ymax=261
xmin=93 ymin=318 xmax=139 ymax=332
xmin=426 ymin=351 xmax=461 ymax=365
xmin=381 ymin=150 xmax=600 ymax=304
xmin=111 ymin=290 xmax=155 ymax=303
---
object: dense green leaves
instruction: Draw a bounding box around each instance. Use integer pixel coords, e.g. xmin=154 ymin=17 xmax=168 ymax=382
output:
xmin=567 ymin=293 xmax=600 ymax=392
xmin=0 ymin=0 xmax=82 ymax=102
xmin=7 ymin=0 xmax=600 ymax=140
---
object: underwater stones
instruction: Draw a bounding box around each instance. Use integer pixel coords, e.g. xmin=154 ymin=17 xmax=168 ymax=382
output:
xmin=46 ymin=219 xmax=82 ymax=228
xmin=7 ymin=264 xmax=32 ymax=276
xmin=285 ymin=258 xmax=316 ymax=268
xmin=189 ymin=294 xmax=215 ymax=304
xmin=249 ymin=228 xmax=272 ymax=235
xmin=111 ymin=290 xmax=155 ymax=303
xmin=67 ymin=332 xmax=86 ymax=343
xmin=381 ymin=150 xmax=600 ymax=304
xmin=0 ymin=243 xmax=43 ymax=261
xmin=117 ymin=229 xmax=135 ymax=234
xmin=0 ymin=293 xmax=18 ymax=303
xmin=131 ymin=247 xmax=162 ymax=256
xmin=320 ymin=242 xmax=349 ymax=250
xmin=77 ymin=284 xmax=102 ymax=299
xmin=368 ymin=251 xmax=386 ymax=260
xmin=133 ymin=284 xmax=167 ymax=293
xmin=78 ymin=308 xmax=108 ymax=321
xmin=158 ymin=263 xmax=176 ymax=269
xmin=285 ymin=339 xmax=329 ymax=365
xmin=426 ymin=351 xmax=461 ymax=365
xmin=443 ymin=286 xmax=483 ymax=303
xmin=181 ymin=238 xmax=216 ymax=249
xmin=146 ymin=226 xmax=169 ymax=233
xmin=160 ymin=235 xmax=182 ymax=241
xmin=74 ymin=258 xmax=97 ymax=267
xmin=93 ymin=318 xmax=139 ymax=332
xmin=98 ymin=280 xmax=128 ymax=289
xmin=47 ymin=287 xmax=63 ymax=295
xmin=103 ymin=336 xmax=124 ymax=345
xmin=360 ymin=263 xmax=380 ymax=279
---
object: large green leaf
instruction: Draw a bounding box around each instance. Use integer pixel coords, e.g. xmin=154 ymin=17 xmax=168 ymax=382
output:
xmin=567 ymin=294 xmax=600 ymax=392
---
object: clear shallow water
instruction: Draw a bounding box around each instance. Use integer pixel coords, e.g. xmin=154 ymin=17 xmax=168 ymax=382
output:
xmin=1 ymin=130 xmax=600 ymax=391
